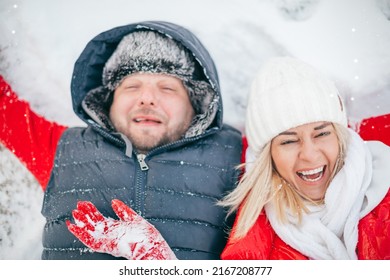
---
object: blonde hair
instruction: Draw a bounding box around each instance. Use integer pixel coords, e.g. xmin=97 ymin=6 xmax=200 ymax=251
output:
xmin=219 ymin=123 xmax=350 ymax=240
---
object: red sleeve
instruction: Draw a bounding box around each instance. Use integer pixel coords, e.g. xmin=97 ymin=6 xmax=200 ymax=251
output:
xmin=357 ymin=114 xmax=390 ymax=146
xmin=241 ymin=136 xmax=248 ymax=164
xmin=0 ymin=76 xmax=68 ymax=190
xmin=358 ymin=189 xmax=390 ymax=259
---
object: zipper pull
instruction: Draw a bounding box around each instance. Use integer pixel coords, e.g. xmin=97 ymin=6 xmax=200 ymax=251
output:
xmin=137 ymin=154 xmax=149 ymax=171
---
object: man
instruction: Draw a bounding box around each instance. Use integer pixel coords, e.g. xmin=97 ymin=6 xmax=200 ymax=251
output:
xmin=0 ymin=21 xmax=242 ymax=259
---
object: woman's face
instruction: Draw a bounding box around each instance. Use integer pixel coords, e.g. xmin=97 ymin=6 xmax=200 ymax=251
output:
xmin=271 ymin=122 xmax=339 ymax=201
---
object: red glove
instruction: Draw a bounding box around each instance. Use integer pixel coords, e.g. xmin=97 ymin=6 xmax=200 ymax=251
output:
xmin=66 ymin=199 xmax=177 ymax=260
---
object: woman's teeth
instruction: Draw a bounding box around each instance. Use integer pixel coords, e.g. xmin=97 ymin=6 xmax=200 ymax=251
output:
xmin=297 ymin=166 xmax=325 ymax=182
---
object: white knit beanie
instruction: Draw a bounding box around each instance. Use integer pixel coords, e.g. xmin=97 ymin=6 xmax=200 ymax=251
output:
xmin=246 ymin=57 xmax=348 ymax=154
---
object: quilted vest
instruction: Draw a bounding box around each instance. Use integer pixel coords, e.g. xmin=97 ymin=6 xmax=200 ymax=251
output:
xmin=42 ymin=125 xmax=242 ymax=259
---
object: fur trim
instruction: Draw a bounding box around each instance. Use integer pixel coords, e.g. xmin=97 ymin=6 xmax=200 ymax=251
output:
xmin=81 ymin=86 xmax=114 ymax=131
xmin=185 ymin=80 xmax=219 ymax=138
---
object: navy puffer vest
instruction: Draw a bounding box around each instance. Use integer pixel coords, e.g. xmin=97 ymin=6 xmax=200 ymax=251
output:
xmin=42 ymin=125 xmax=241 ymax=259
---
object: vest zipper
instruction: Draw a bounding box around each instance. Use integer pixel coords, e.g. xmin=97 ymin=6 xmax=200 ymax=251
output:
xmin=133 ymin=128 xmax=218 ymax=214
xmin=136 ymin=154 xmax=149 ymax=171
xmin=135 ymin=153 xmax=149 ymax=215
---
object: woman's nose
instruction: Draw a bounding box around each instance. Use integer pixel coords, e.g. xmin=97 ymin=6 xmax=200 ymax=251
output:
xmin=299 ymin=140 xmax=319 ymax=161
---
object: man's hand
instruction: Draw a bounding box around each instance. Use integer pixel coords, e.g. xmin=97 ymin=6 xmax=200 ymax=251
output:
xmin=66 ymin=199 xmax=177 ymax=260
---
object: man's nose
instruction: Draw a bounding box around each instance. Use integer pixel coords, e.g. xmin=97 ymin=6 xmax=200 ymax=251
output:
xmin=138 ymin=85 xmax=157 ymax=106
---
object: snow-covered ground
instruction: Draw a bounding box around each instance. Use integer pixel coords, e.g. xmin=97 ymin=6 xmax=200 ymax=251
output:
xmin=1 ymin=0 xmax=389 ymax=259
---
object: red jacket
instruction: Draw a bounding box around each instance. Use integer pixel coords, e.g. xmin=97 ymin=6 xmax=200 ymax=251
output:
xmin=221 ymin=189 xmax=390 ymax=260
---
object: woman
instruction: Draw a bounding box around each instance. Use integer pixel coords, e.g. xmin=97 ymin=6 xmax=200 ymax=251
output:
xmin=220 ymin=56 xmax=390 ymax=260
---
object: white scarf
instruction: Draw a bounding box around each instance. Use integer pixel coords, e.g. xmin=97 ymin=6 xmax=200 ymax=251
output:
xmin=263 ymin=129 xmax=390 ymax=259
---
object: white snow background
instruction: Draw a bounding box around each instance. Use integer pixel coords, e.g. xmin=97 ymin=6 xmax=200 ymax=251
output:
xmin=0 ymin=0 xmax=389 ymax=260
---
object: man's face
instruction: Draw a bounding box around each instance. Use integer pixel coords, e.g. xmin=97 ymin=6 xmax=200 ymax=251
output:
xmin=109 ymin=73 xmax=195 ymax=154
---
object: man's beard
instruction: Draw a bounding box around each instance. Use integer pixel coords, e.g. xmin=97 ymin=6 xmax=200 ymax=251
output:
xmin=112 ymin=109 xmax=193 ymax=154
xmin=124 ymin=124 xmax=190 ymax=154
xmin=128 ymin=129 xmax=173 ymax=154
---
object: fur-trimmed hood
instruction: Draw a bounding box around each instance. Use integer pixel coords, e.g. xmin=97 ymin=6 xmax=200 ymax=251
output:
xmin=71 ymin=21 xmax=223 ymax=142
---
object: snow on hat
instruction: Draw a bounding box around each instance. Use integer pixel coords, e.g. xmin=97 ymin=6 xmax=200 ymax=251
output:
xmin=103 ymin=31 xmax=196 ymax=91
xmin=245 ymin=56 xmax=347 ymax=153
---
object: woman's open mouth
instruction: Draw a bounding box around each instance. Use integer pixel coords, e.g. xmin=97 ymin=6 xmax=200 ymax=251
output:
xmin=296 ymin=166 xmax=325 ymax=182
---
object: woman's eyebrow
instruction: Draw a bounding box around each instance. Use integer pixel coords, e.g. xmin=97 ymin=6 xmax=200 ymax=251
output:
xmin=278 ymin=131 xmax=296 ymax=136
xmin=278 ymin=122 xmax=332 ymax=136
xmin=314 ymin=122 xmax=331 ymax=130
